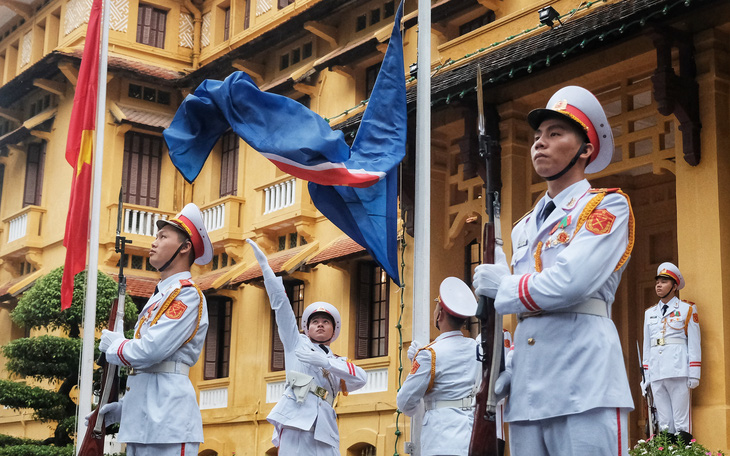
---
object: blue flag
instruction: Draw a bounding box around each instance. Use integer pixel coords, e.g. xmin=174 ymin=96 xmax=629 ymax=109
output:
xmin=163 ymin=1 xmax=406 ymax=285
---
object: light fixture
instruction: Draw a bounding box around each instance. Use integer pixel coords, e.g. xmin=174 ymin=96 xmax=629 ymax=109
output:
xmin=538 ymin=6 xmax=562 ymax=28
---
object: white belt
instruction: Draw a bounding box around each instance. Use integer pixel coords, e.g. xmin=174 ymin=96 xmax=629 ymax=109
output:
xmin=424 ymin=396 xmax=474 ymax=411
xmin=651 ymin=337 xmax=685 ymax=347
xmin=129 ymin=361 xmax=190 ymax=376
xmin=518 ymin=298 xmax=608 ymax=321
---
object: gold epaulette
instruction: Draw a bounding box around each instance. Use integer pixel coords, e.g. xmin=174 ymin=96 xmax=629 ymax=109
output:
xmin=577 ymin=188 xmax=635 ymax=272
xmin=589 ymin=187 xmax=621 ymax=193
xmin=413 ymin=341 xmax=438 ymax=393
xmin=137 ymin=280 xmax=204 ymax=345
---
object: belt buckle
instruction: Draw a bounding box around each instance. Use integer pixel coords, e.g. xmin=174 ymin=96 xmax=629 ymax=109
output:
xmin=128 ymin=367 xmax=138 ymax=376
xmin=656 ymin=338 xmax=665 ymax=346
xmin=518 ymin=310 xmax=543 ymax=322
xmin=314 ymin=386 xmax=328 ymax=400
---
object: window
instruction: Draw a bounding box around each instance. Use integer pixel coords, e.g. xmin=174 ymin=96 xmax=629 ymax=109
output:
xmin=137 ymin=4 xmax=167 ymax=48
xmin=279 ymin=41 xmax=313 ymax=71
xmin=370 ymin=8 xmax=380 ymax=25
xmin=355 ymin=262 xmax=389 ymax=359
xmin=220 ymin=131 xmax=239 ymax=197
xmin=128 ymin=83 xmax=171 ymax=105
xmin=205 ymin=297 xmax=232 ymax=379
xmin=122 ymin=131 xmax=162 ymax=207
xmin=365 ymin=62 xmax=381 ymax=99
xmin=277 ymin=0 xmax=294 ymax=9
xmin=223 ymin=7 xmax=231 ymax=41
xmin=0 ymin=164 xmax=4 ymax=213
xmin=244 ymin=0 xmax=250 ymax=29
xmin=23 ymin=142 xmax=45 ymax=207
xmin=356 ymin=14 xmax=367 ymax=31
xmin=458 ymin=11 xmax=496 ymax=36
xmin=271 ymin=281 xmax=305 ymax=371
xmin=277 ymin=232 xmax=306 ymax=251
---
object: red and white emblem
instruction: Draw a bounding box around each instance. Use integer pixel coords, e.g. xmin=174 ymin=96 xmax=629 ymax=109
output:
xmin=165 ymin=300 xmax=188 ymax=319
xmin=585 ymin=209 xmax=616 ymax=235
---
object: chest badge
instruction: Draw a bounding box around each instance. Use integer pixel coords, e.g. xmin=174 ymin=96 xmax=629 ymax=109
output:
xmin=550 ymin=215 xmax=572 ymax=235
xmin=585 ymin=209 xmax=616 ymax=235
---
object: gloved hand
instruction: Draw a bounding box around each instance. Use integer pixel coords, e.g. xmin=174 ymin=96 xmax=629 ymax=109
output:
xmin=407 ymin=340 xmax=422 ymax=361
xmin=295 ymin=345 xmax=330 ymax=369
xmin=493 ymin=348 xmax=513 ymax=402
xmin=85 ymin=402 xmax=122 ymax=427
xmin=687 ymin=378 xmax=699 ymax=389
xmin=640 ymin=378 xmax=649 ymax=397
xmin=473 ymin=248 xmax=511 ymax=299
xmin=246 ymin=239 xmax=285 ymax=295
xmin=99 ymin=329 xmax=124 ymax=353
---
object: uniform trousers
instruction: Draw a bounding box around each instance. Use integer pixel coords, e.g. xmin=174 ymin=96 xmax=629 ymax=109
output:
xmin=278 ymin=426 xmax=339 ymax=456
xmin=508 ymin=407 xmax=629 ymax=456
xmin=126 ymin=442 xmax=199 ymax=456
xmin=652 ymin=377 xmax=691 ymax=433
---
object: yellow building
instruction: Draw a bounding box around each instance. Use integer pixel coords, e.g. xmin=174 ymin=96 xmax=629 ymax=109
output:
xmin=1 ymin=0 xmax=729 ymax=454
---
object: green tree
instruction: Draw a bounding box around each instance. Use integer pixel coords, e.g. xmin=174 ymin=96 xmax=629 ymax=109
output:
xmin=0 ymin=267 xmax=137 ymax=455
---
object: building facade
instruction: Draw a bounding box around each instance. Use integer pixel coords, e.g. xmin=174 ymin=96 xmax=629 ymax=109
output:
xmin=0 ymin=0 xmax=729 ymax=454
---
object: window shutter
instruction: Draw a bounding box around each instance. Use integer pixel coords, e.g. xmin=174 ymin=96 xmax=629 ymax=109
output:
xmin=271 ymin=309 xmax=285 ymax=371
xmin=155 ymin=9 xmax=166 ymax=48
xmin=220 ymin=131 xmax=238 ymax=197
xmin=122 ymin=132 xmax=162 ymax=207
xmin=220 ymin=300 xmax=232 ymax=377
xmin=23 ymin=143 xmax=45 ymax=207
xmin=356 ymin=264 xmax=373 ymax=359
xmin=0 ymin=164 xmax=4 ymax=213
xmin=244 ymin=0 xmax=250 ymax=29
xmin=204 ymin=301 xmax=220 ymax=380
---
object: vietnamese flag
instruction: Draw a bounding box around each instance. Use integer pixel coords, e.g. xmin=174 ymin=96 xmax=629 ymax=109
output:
xmin=61 ymin=0 xmax=102 ymax=310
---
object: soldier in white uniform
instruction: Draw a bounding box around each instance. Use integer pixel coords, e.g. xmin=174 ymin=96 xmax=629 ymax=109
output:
xmin=397 ymin=277 xmax=480 ymax=456
xmin=642 ymin=262 xmax=700 ymax=442
xmin=98 ymin=203 xmax=213 ymax=456
xmin=473 ymin=86 xmax=635 ymax=456
xmin=247 ymin=239 xmax=367 ymax=455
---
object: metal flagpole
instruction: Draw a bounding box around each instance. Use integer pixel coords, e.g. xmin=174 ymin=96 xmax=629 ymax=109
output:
xmin=75 ymin=0 xmax=111 ymax=450
xmin=408 ymin=0 xmax=431 ymax=454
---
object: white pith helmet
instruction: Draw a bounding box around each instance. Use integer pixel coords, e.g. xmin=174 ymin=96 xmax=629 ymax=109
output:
xmin=301 ymin=302 xmax=342 ymax=342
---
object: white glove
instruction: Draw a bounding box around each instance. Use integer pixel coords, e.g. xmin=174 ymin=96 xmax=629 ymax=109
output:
xmin=493 ymin=348 xmax=513 ymax=402
xmin=687 ymin=378 xmax=699 ymax=389
xmin=85 ymin=402 xmax=122 ymax=427
xmin=640 ymin=378 xmax=648 ymax=397
xmin=246 ymin=239 xmax=285 ymax=295
xmin=473 ymin=252 xmax=511 ymax=299
xmin=407 ymin=341 xmax=422 ymax=361
xmin=99 ymin=329 xmax=124 ymax=353
xmin=295 ymin=345 xmax=330 ymax=369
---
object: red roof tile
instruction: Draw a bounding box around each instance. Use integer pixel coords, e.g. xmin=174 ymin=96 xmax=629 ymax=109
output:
xmin=60 ymin=49 xmax=184 ymax=81
xmin=111 ymin=274 xmax=158 ymax=299
xmin=116 ymin=104 xmax=174 ymax=129
xmin=307 ymin=235 xmax=365 ymax=265
xmin=0 ymin=276 xmax=24 ymax=299
xmin=194 ymin=267 xmax=231 ymax=292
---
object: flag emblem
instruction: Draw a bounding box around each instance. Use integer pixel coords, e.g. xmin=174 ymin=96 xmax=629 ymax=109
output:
xmin=585 ymin=209 xmax=615 ymax=235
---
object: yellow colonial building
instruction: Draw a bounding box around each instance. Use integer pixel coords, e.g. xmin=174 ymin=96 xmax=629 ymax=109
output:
xmin=1 ymin=0 xmax=729 ymax=454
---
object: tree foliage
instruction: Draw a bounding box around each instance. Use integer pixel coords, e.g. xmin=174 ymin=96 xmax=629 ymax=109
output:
xmin=0 ymin=266 xmax=138 ymax=451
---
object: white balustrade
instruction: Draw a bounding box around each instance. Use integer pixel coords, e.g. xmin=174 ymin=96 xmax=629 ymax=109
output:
xmin=350 ymin=368 xmax=389 ymax=395
xmin=263 ymin=179 xmax=296 ymax=214
xmin=199 ymin=387 xmax=228 ymax=410
xmin=124 ymin=208 xmax=167 ymax=236
xmin=202 ymin=203 xmax=225 ymax=232
xmin=266 ymin=380 xmax=287 ymax=403
xmin=7 ymin=213 xmax=28 ymax=243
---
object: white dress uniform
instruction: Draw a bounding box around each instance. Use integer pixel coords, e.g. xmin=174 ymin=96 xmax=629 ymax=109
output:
xmin=642 ymin=293 xmax=701 ymax=433
xmin=105 ymin=271 xmax=208 ymax=450
xmin=397 ymin=331 xmax=480 ymax=456
xmin=265 ymin=284 xmax=367 ymax=454
xmin=397 ymin=277 xmax=480 ymax=456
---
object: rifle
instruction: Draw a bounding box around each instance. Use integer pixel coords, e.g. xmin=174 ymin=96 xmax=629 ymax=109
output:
xmin=78 ymin=190 xmax=131 ymax=456
xmin=469 ymin=65 xmax=505 ymax=456
xmin=636 ymin=340 xmax=657 ymax=437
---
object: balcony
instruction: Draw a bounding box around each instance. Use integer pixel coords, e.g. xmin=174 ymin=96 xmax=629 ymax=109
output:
xmin=253 ymin=178 xmax=318 ymax=233
xmin=1 ymin=206 xmax=46 ymax=259
xmin=200 ymin=195 xmax=246 ymax=244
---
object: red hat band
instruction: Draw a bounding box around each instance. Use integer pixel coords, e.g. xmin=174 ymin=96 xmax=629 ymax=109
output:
xmin=174 ymin=214 xmax=204 ymax=259
xmin=658 ymin=269 xmax=680 ymax=283
xmin=558 ymin=104 xmax=600 ymax=164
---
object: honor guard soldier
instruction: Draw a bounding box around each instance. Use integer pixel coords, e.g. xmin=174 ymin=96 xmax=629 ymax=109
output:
xmin=473 ymin=86 xmax=635 ymax=456
xmin=98 ymin=203 xmax=213 ymax=456
xmin=642 ymin=262 xmax=700 ymax=442
xmin=397 ymin=277 xmax=480 ymax=456
xmin=247 ymin=239 xmax=367 ymax=455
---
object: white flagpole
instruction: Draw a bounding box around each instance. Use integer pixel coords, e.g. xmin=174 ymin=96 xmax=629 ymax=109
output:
xmin=409 ymin=0 xmax=431 ymax=454
xmin=75 ymin=0 xmax=111 ymax=449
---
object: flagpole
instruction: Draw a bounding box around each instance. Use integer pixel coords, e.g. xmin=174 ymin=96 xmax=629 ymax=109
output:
xmin=75 ymin=0 xmax=110 ymax=449
xmin=410 ymin=0 xmax=431 ymax=454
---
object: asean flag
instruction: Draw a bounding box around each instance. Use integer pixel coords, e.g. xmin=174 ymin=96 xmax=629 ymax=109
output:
xmin=61 ymin=0 xmax=102 ymax=310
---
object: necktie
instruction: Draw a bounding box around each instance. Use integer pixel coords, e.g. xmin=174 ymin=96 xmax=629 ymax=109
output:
xmin=319 ymin=344 xmax=329 ymax=354
xmin=154 ymin=286 xmax=159 ymax=295
xmin=662 ymin=304 xmax=668 ymax=315
xmin=539 ymin=201 xmax=556 ymax=226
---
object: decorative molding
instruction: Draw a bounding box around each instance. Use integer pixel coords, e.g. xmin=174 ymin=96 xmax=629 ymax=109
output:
xmin=64 ymin=0 xmax=93 ymax=36
xmin=179 ymin=13 xmax=194 ymax=48
xmin=201 ymin=12 xmax=211 ymax=48
xmin=110 ymin=0 xmax=130 ymax=32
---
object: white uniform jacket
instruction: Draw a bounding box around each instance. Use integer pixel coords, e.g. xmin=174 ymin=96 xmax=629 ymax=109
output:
xmin=105 ymin=271 xmax=208 ymax=444
xmin=642 ymin=297 xmax=701 ymax=381
xmin=266 ymin=286 xmax=367 ymax=449
xmin=397 ymin=331 xmax=480 ymax=456
xmin=495 ymin=179 xmax=634 ymax=422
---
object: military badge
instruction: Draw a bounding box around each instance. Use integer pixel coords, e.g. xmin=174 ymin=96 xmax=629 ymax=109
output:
xmin=585 ymin=209 xmax=615 ymax=235
xmin=556 ymin=231 xmax=569 ymax=244
xmin=693 ymin=313 xmax=699 ymax=323
xmin=410 ymin=360 xmax=421 ymax=374
xmin=550 ymin=215 xmax=572 ymax=235
xmin=553 ymin=99 xmax=568 ymax=110
xmin=164 ymin=300 xmax=188 ymax=319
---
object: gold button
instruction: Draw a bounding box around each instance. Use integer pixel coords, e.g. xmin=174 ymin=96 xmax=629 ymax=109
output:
xmin=126 ymin=387 xmax=130 ymax=392
xmin=527 ymin=338 xmax=535 ymax=345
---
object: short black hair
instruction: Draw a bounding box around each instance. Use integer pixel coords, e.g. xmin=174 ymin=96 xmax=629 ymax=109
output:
xmin=170 ymin=226 xmax=196 ymax=266
xmin=443 ymin=311 xmax=467 ymax=330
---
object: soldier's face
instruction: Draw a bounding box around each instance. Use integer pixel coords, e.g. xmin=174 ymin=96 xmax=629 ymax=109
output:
xmin=531 ymin=117 xmax=591 ymax=178
xmin=308 ymin=314 xmax=335 ymax=343
xmin=655 ymin=277 xmax=676 ymax=297
xmin=150 ymin=225 xmax=187 ymax=270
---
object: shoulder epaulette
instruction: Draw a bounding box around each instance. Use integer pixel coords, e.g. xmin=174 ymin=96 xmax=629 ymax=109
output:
xmin=682 ymin=300 xmax=697 ymax=307
xmin=179 ymin=278 xmax=194 ymax=287
xmin=589 ymin=187 xmax=621 ymax=193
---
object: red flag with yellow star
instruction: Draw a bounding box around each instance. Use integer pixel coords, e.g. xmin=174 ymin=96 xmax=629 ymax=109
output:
xmin=61 ymin=0 xmax=101 ymax=310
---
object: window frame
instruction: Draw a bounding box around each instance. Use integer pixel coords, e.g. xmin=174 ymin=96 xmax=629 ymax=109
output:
xmin=355 ymin=262 xmax=389 ymax=359
xmin=136 ymin=4 xmax=167 ymax=49
xmin=121 ymin=131 xmax=163 ymax=208
xmin=204 ymin=297 xmax=233 ymax=380
xmin=23 ymin=142 xmax=45 ymax=207
xmin=271 ymin=280 xmax=305 ymax=371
